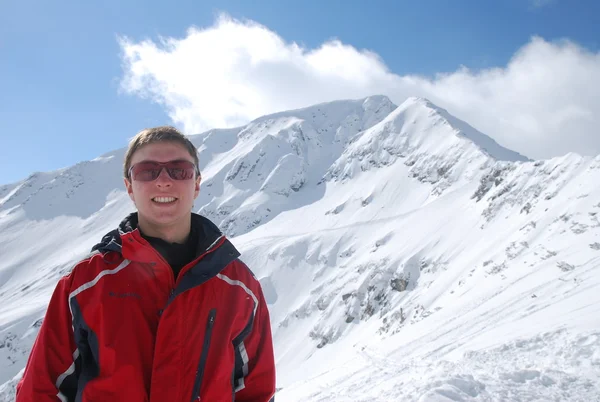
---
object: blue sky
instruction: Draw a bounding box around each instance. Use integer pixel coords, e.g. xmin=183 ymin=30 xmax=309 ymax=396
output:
xmin=1 ymin=0 xmax=599 ymax=185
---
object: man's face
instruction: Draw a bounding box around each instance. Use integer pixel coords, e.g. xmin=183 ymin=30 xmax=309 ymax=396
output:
xmin=124 ymin=141 xmax=200 ymax=233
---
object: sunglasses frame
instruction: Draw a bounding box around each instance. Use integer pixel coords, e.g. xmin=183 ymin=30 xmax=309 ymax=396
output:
xmin=128 ymin=160 xmax=199 ymax=182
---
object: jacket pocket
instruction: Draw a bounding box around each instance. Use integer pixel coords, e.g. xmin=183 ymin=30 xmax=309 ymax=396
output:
xmin=190 ymin=309 xmax=217 ymax=401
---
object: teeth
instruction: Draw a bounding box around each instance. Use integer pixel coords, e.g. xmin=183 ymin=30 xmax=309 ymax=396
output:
xmin=153 ymin=197 xmax=176 ymax=203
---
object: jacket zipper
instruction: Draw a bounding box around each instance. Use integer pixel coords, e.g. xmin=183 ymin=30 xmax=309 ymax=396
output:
xmin=190 ymin=309 xmax=217 ymax=401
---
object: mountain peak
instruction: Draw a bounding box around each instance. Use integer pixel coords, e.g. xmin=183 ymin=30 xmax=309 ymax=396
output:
xmin=323 ymin=95 xmax=530 ymax=193
xmin=395 ymin=96 xmax=530 ymax=162
xmin=401 ymin=96 xmax=436 ymax=107
xmin=246 ymin=95 xmax=396 ymax=127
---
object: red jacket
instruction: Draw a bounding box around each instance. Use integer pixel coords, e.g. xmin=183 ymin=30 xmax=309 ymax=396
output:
xmin=16 ymin=213 xmax=276 ymax=401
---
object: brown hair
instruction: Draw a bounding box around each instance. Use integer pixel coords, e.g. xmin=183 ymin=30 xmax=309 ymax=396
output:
xmin=123 ymin=126 xmax=199 ymax=179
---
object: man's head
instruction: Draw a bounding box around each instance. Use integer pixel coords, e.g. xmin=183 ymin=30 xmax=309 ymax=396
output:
xmin=124 ymin=126 xmax=199 ymax=179
xmin=123 ymin=126 xmax=201 ymax=242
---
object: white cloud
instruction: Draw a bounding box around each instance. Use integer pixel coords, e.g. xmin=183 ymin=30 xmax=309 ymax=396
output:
xmin=119 ymin=14 xmax=600 ymax=160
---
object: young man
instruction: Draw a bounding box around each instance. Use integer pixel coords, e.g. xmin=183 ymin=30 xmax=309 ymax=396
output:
xmin=16 ymin=126 xmax=276 ymax=401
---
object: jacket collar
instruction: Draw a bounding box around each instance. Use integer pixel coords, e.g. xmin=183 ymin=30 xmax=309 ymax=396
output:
xmin=91 ymin=212 xmax=224 ymax=262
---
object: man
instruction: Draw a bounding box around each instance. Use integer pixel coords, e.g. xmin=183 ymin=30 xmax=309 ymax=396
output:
xmin=16 ymin=126 xmax=276 ymax=401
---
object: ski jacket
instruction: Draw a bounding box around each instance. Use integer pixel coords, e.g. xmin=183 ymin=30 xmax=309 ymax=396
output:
xmin=16 ymin=213 xmax=276 ymax=402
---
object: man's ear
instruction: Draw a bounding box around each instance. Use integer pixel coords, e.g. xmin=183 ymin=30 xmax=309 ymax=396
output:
xmin=194 ymin=172 xmax=201 ymax=198
xmin=124 ymin=178 xmax=135 ymax=202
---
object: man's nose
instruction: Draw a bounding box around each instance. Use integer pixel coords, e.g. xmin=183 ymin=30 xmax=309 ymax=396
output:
xmin=155 ymin=168 xmax=173 ymax=185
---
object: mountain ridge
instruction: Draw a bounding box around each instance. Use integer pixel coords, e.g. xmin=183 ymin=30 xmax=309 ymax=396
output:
xmin=0 ymin=96 xmax=598 ymax=401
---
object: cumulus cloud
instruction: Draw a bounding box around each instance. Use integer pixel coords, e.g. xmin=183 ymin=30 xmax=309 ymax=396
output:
xmin=119 ymin=14 xmax=600 ymax=160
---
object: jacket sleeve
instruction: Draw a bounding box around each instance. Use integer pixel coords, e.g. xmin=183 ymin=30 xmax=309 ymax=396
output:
xmin=233 ymin=286 xmax=276 ymax=402
xmin=16 ymin=274 xmax=79 ymax=402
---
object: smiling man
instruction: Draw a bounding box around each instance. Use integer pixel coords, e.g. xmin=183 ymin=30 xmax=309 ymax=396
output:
xmin=16 ymin=126 xmax=276 ymax=401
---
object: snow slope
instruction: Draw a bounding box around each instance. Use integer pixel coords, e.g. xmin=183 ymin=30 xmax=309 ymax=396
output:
xmin=0 ymin=96 xmax=598 ymax=401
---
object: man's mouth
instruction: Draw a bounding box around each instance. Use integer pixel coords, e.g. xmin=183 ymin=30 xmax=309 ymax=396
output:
xmin=152 ymin=196 xmax=178 ymax=204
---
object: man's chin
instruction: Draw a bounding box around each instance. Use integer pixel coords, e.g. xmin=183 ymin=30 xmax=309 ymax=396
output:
xmin=140 ymin=209 xmax=191 ymax=224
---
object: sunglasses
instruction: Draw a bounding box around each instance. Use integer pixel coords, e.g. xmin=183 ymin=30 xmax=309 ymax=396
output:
xmin=128 ymin=160 xmax=198 ymax=182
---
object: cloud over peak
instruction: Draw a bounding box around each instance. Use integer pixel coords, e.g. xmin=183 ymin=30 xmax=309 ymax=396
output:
xmin=120 ymin=14 xmax=600 ymax=160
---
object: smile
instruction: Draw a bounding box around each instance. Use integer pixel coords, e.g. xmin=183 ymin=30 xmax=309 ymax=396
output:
xmin=152 ymin=197 xmax=177 ymax=203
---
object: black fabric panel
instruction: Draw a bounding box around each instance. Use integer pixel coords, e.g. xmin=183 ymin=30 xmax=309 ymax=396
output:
xmin=56 ymin=351 xmax=81 ymax=402
xmin=70 ymin=298 xmax=101 ymax=402
xmin=232 ymin=308 xmax=255 ymax=393
xmin=165 ymin=239 xmax=240 ymax=308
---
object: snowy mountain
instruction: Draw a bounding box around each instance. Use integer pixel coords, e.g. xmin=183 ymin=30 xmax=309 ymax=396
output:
xmin=1 ymin=96 xmax=599 ymax=401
